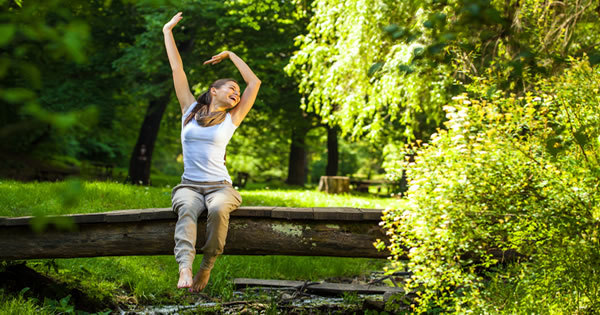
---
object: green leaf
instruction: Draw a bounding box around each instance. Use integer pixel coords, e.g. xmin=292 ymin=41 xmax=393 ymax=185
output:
xmin=412 ymin=47 xmax=424 ymax=59
xmin=1 ymin=88 xmax=36 ymax=103
xmin=428 ymin=43 xmax=447 ymax=54
xmin=440 ymin=32 xmax=456 ymax=41
xmin=62 ymin=21 xmax=90 ymax=64
xmin=368 ymin=62 xmax=384 ymax=76
xmin=465 ymin=4 xmax=481 ymax=15
xmin=53 ymin=112 xmax=78 ymax=129
xmin=392 ymin=29 xmax=405 ymax=39
xmin=383 ymin=24 xmax=399 ymax=34
xmin=398 ymin=64 xmax=414 ymax=74
xmin=0 ymin=24 xmax=16 ymax=46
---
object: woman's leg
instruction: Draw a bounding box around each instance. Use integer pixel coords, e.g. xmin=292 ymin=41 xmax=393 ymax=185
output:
xmin=201 ymin=184 xmax=242 ymax=268
xmin=191 ymin=184 xmax=241 ymax=291
xmin=171 ymin=185 xmax=205 ymax=288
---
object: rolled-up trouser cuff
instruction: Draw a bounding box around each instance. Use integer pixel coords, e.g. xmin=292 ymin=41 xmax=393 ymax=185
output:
xmin=200 ymin=254 xmax=218 ymax=271
xmin=179 ymin=262 xmax=193 ymax=273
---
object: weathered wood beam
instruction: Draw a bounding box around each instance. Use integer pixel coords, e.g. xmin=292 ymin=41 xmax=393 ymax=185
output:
xmin=0 ymin=207 xmax=388 ymax=260
xmin=234 ymin=278 xmax=404 ymax=295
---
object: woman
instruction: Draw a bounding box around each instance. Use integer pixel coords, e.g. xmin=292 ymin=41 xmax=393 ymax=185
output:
xmin=163 ymin=12 xmax=261 ymax=292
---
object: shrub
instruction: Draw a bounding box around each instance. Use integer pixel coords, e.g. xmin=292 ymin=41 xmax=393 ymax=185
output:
xmin=378 ymin=58 xmax=600 ymax=313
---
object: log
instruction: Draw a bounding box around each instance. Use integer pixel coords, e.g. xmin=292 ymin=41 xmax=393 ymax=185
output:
xmin=0 ymin=207 xmax=388 ymax=260
xmin=318 ymin=176 xmax=350 ymax=194
xmin=234 ymin=278 xmax=404 ymax=295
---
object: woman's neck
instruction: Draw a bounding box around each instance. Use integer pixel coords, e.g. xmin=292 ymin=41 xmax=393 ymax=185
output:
xmin=209 ymin=102 xmax=228 ymax=113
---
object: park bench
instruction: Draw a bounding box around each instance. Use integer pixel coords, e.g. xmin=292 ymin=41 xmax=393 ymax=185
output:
xmin=350 ymin=179 xmax=405 ymax=194
xmin=0 ymin=207 xmax=388 ymax=260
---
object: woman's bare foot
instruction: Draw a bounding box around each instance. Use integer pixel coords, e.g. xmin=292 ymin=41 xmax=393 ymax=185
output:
xmin=190 ymin=268 xmax=211 ymax=292
xmin=177 ymin=267 xmax=193 ymax=289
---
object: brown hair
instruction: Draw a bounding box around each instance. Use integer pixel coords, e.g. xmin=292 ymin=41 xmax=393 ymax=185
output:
xmin=183 ymin=78 xmax=239 ymax=126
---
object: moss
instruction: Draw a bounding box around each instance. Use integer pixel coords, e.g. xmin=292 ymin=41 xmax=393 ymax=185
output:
xmin=270 ymin=223 xmax=304 ymax=238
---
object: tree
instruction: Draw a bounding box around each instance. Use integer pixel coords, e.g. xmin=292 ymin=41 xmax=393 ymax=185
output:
xmin=285 ymin=0 xmax=600 ymax=141
xmin=0 ymin=0 xmax=146 ymax=179
xmin=217 ymin=0 xmax=316 ymax=186
xmin=325 ymin=125 xmax=338 ymax=176
xmin=288 ymin=0 xmax=600 ymax=312
xmin=117 ymin=0 xmax=314 ymax=185
xmin=379 ymin=59 xmax=600 ymax=312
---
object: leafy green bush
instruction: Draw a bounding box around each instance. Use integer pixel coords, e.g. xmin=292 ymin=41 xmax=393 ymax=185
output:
xmin=378 ymin=58 xmax=600 ymax=313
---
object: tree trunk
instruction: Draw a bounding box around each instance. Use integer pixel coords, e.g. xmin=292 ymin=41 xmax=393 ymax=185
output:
xmin=127 ymin=92 xmax=171 ymax=185
xmin=286 ymin=127 xmax=309 ymax=186
xmin=0 ymin=207 xmax=390 ymax=260
xmin=318 ymin=176 xmax=350 ymax=194
xmin=326 ymin=125 xmax=338 ymax=176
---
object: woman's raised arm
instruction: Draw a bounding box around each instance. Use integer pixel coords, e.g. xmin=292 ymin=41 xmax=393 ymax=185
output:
xmin=163 ymin=12 xmax=196 ymax=114
xmin=204 ymin=51 xmax=261 ymax=126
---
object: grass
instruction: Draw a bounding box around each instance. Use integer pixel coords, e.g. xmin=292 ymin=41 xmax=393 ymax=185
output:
xmin=0 ymin=178 xmax=401 ymax=311
xmin=0 ymin=289 xmax=45 ymax=315
xmin=0 ymin=179 xmax=401 ymax=217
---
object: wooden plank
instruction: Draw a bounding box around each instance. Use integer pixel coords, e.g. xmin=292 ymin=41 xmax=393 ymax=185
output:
xmin=271 ymin=207 xmax=314 ymax=220
xmin=313 ymin=207 xmax=362 ymax=221
xmin=235 ymin=278 xmax=305 ymax=288
xmin=234 ymin=278 xmax=404 ymax=294
xmin=68 ymin=212 xmax=116 ymax=224
xmin=359 ymin=208 xmax=384 ymax=221
xmin=0 ymin=207 xmax=384 ymax=227
xmin=308 ymin=282 xmax=403 ymax=294
xmin=0 ymin=217 xmax=32 ymax=226
xmin=232 ymin=206 xmax=275 ymax=217
xmin=104 ymin=212 xmax=142 ymax=223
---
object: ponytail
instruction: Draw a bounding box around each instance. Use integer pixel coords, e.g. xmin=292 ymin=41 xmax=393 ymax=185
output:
xmin=183 ymin=90 xmax=211 ymax=126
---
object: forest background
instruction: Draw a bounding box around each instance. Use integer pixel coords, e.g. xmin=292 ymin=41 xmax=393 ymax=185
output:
xmin=2 ymin=0 xmax=600 ymax=313
xmin=0 ymin=0 xmax=382 ymax=187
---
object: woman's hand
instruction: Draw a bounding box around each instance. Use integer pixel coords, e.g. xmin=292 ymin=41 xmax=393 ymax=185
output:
xmin=203 ymin=51 xmax=233 ymax=65
xmin=163 ymin=12 xmax=183 ymax=32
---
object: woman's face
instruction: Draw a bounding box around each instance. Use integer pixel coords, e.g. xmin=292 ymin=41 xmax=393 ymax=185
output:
xmin=212 ymin=81 xmax=241 ymax=109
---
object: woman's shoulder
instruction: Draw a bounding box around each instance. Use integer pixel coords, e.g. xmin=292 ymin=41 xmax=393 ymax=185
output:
xmin=182 ymin=102 xmax=197 ymax=120
xmin=225 ymin=112 xmax=238 ymax=129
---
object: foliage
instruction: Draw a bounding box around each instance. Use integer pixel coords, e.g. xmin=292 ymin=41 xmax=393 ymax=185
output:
xmin=0 ymin=288 xmax=45 ymax=315
xmin=377 ymin=58 xmax=600 ymax=312
xmin=0 ymin=179 xmax=401 ymax=217
xmin=285 ymin=0 xmax=600 ymax=141
xmin=111 ymin=0 xmax=314 ymax=181
xmin=0 ymin=0 xmax=317 ymax=182
xmin=0 ymin=0 xmax=155 ymax=168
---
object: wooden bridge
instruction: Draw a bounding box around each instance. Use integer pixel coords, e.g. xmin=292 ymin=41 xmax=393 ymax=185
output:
xmin=0 ymin=207 xmax=389 ymax=260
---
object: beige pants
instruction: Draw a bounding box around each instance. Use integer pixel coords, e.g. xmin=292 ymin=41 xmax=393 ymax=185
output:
xmin=171 ymin=179 xmax=242 ymax=272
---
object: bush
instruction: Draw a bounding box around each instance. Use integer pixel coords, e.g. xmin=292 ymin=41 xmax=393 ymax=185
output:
xmin=378 ymin=58 xmax=600 ymax=313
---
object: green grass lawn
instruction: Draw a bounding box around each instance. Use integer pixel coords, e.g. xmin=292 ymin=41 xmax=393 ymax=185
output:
xmin=0 ymin=179 xmax=401 ymax=312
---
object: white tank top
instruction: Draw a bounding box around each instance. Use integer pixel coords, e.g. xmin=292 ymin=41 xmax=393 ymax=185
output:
xmin=181 ymin=102 xmax=238 ymax=183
